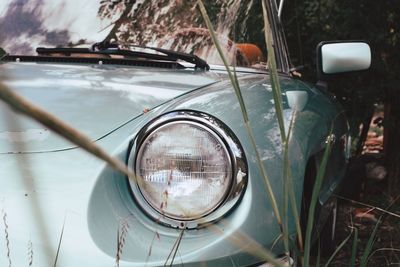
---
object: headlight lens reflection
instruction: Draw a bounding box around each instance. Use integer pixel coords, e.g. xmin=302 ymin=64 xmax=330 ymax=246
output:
xmin=135 ymin=121 xmax=232 ymax=220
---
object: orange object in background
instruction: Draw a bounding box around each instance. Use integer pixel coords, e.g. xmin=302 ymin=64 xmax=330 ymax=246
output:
xmin=236 ymin=43 xmax=265 ymax=65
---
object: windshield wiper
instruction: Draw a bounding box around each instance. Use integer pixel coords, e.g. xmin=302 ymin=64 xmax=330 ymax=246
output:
xmin=36 ymin=41 xmax=209 ymax=70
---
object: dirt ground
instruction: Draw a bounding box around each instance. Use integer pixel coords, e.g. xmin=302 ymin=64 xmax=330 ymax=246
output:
xmin=322 ymin=178 xmax=400 ymax=266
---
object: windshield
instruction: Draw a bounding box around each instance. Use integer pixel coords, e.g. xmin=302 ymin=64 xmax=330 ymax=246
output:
xmin=0 ymin=0 xmax=269 ymax=68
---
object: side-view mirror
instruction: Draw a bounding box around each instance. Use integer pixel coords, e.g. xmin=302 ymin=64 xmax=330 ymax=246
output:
xmin=317 ymin=41 xmax=371 ymax=78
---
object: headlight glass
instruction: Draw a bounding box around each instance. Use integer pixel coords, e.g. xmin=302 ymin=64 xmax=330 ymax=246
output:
xmin=135 ymin=121 xmax=232 ymax=220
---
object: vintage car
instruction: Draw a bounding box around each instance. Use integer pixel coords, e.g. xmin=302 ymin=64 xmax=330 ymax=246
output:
xmin=0 ymin=0 xmax=371 ymax=266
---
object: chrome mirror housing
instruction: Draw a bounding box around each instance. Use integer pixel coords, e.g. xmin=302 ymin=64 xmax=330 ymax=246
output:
xmin=317 ymin=41 xmax=371 ymax=75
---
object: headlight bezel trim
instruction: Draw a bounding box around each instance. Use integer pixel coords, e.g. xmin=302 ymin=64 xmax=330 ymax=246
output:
xmin=128 ymin=110 xmax=248 ymax=229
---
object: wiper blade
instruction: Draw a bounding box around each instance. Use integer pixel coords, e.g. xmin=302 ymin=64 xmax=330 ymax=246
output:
xmin=92 ymin=41 xmax=209 ymax=70
xmin=37 ymin=47 xmax=174 ymax=63
xmin=36 ymin=41 xmax=210 ymax=70
xmin=147 ymin=47 xmax=210 ymax=71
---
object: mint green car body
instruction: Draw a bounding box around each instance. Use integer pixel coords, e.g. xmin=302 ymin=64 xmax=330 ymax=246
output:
xmin=0 ymin=0 xmax=363 ymax=266
xmin=0 ymin=60 xmax=348 ymax=266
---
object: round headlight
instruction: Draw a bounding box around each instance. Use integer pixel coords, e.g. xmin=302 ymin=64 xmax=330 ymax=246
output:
xmin=135 ymin=120 xmax=232 ymax=220
xmin=129 ymin=111 xmax=248 ymax=228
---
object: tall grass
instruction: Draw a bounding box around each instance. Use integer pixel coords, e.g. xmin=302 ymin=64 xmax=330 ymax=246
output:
xmin=283 ymin=113 xmax=304 ymax=254
xmin=163 ymin=229 xmax=184 ymax=267
xmin=2 ymin=208 xmax=12 ymax=267
xmin=197 ymin=0 xmax=285 ymax=244
xmin=323 ymin=228 xmax=353 ymax=267
xmin=349 ymin=227 xmax=359 ymax=267
xmin=115 ymin=219 xmax=130 ymax=267
xmin=198 ymin=1 xmax=340 ymax=266
xmin=303 ymin=132 xmax=334 ymax=266
xmin=0 ymin=83 xmax=137 ymax=183
xmin=359 ymin=216 xmax=382 ymax=267
xmin=262 ymin=0 xmax=310 ymax=259
xmin=260 ymin=0 xmax=292 ymax=255
xmin=54 ymin=215 xmax=67 ymax=267
xmin=28 ymin=239 xmax=34 ymax=267
xmin=208 ymin=221 xmax=286 ymax=266
xmin=0 ymin=2 xmax=384 ymax=266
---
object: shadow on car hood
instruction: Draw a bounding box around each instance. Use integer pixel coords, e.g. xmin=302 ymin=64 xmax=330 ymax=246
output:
xmin=0 ymin=62 xmax=218 ymax=153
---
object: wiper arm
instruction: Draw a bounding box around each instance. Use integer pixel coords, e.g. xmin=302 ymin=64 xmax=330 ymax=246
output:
xmin=92 ymin=41 xmax=209 ymax=70
xmin=37 ymin=47 xmax=174 ymax=63
xmin=36 ymin=41 xmax=210 ymax=70
xmin=146 ymin=47 xmax=210 ymax=71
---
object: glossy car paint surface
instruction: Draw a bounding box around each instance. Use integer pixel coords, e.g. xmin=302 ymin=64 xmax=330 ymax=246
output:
xmin=0 ymin=0 xmax=355 ymax=265
xmin=0 ymin=58 xmax=347 ymax=266
xmin=0 ymin=62 xmax=218 ymax=152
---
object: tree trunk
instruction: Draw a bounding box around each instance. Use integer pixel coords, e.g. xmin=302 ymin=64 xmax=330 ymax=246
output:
xmin=385 ymin=88 xmax=400 ymax=196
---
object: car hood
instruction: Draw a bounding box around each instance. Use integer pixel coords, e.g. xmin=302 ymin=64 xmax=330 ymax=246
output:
xmin=0 ymin=62 xmax=219 ymax=153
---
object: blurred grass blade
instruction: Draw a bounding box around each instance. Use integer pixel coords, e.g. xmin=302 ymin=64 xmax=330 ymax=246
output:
xmin=288 ymin=170 xmax=303 ymax=253
xmin=334 ymin=195 xmax=400 ymax=219
xmin=164 ymin=229 xmax=184 ymax=267
xmin=261 ymin=0 xmax=293 ymax=254
xmin=361 ymin=197 xmax=400 ymax=266
xmin=196 ymin=0 xmax=246 ymax=121
xmin=349 ymin=227 xmax=359 ymax=267
xmin=168 ymin=229 xmax=184 ymax=267
xmin=54 ymin=215 xmax=66 ymax=267
xmin=271 ymin=233 xmax=283 ymax=250
xmin=208 ymin=221 xmax=285 ymax=267
xmin=284 ymin=112 xmax=303 ymax=252
xmin=115 ymin=220 xmax=129 ymax=267
xmin=2 ymin=208 xmax=12 ymax=267
xmin=0 ymin=82 xmax=137 ymax=183
xmin=303 ymin=131 xmax=335 ymax=267
xmin=288 ymin=238 xmax=302 ymax=264
xmin=261 ymin=0 xmax=286 ymax=143
xmin=365 ymin=248 xmax=400 ymax=262
xmin=315 ymin=242 xmax=320 ymax=267
xmin=28 ymin=239 xmax=33 ymax=267
xmin=281 ymin=112 xmax=297 ymax=253
xmin=360 ymin=216 xmax=382 ymax=267
xmin=282 ymin=118 xmax=291 ymax=253
xmin=116 ymin=227 xmax=120 ymax=267
xmin=197 ymin=0 xmax=284 ymax=236
xmin=323 ymin=230 xmax=353 ymax=267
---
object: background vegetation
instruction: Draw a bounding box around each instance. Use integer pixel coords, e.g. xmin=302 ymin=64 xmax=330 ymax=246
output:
xmin=1 ymin=0 xmax=399 ymax=265
xmin=282 ymin=0 xmax=400 ymax=195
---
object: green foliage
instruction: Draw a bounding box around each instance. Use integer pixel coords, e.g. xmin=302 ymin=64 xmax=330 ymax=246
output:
xmin=303 ymin=133 xmax=334 ymax=266
xmin=197 ymin=1 xmax=286 ymax=264
xmin=360 ymin=217 xmax=382 ymax=267
xmin=349 ymin=227 xmax=359 ymax=267
xmin=282 ymin=0 xmax=400 ymax=143
xmin=323 ymin=230 xmax=352 ymax=267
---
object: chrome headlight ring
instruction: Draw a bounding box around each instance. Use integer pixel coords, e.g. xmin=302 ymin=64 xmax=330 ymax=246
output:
xmin=128 ymin=110 xmax=248 ymax=229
